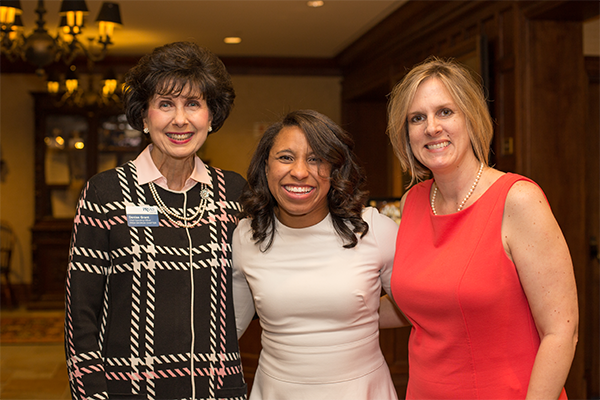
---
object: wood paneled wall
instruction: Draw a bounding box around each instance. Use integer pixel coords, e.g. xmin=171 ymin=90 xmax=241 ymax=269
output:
xmin=338 ymin=1 xmax=598 ymax=398
xmin=521 ymin=19 xmax=588 ymax=399
xmin=584 ymin=55 xmax=600 ymax=400
xmin=339 ymin=1 xmax=515 ymax=196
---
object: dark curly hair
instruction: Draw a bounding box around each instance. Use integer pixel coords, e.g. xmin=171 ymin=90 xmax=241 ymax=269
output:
xmin=122 ymin=41 xmax=235 ymax=134
xmin=241 ymin=109 xmax=369 ymax=251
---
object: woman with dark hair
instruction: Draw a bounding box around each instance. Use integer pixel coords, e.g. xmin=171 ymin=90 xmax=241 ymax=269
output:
xmin=232 ymin=109 xmax=402 ymax=399
xmin=65 ymin=41 xmax=247 ymax=399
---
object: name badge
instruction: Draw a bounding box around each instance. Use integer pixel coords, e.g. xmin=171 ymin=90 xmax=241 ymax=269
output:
xmin=126 ymin=206 xmax=159 ymax=227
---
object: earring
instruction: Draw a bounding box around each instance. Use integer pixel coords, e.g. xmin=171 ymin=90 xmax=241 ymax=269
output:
xmin=143 ymin=127 xmax=149 ymax=134
xmin=208 ymin=126 xmax=213 ymax=133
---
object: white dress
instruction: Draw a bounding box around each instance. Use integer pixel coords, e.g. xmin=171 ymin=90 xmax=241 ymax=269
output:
xmin=232 ymin=207 xmax=399 ymax=400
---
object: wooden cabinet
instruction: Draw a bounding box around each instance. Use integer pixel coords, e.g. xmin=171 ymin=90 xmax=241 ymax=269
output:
xmin=29 ymin=93 xmax=142 ymax=309
xmin=30 ymin=219 xmax=73 ymax=309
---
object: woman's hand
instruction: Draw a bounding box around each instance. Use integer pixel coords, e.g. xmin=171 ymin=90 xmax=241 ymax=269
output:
xmin=379 ymin=294 xmax=410 ymax=329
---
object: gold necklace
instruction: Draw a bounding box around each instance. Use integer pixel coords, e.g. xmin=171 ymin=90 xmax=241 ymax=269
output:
xmin=149 ymin=182 xmax=210 ymax=228
xmin=431 ymin=162 xmax=484 ymax=215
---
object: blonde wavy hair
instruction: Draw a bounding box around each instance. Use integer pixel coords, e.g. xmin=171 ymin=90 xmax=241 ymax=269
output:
xmin=387 ymin=56 xmax=493 ymax=187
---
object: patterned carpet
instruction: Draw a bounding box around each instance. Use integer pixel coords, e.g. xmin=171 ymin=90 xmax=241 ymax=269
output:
xmin=0 ymin=311 xmax=64 ymax=344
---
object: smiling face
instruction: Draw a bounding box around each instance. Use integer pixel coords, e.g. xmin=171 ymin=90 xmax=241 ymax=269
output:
xmin=407 ymin=77 xmax=473 ymax=174
xmin=266 ymin=126 xmax=332 ymax=228
xmin=143 ymin=86 xmax=212 ymax=165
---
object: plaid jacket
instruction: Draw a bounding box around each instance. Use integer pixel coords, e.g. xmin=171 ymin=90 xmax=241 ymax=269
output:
xmin=65 ymin=161 xmax=248 ymax=400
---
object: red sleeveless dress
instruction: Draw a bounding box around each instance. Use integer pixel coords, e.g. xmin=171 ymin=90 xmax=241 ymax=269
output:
xmin=391 ymin=173 xmax=567 ymax=399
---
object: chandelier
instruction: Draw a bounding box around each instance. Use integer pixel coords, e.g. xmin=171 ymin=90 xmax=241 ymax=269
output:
xmin=47 ymin=64 xmax=122 ymax=107
xmin=0 ymin=0 xmax=122 ymax=73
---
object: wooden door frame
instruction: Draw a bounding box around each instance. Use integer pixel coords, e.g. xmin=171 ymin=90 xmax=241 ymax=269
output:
xmin=584 ymin=55 xmax=599 ymax=400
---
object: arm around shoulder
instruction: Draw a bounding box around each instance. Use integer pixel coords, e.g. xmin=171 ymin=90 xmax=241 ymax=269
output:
xmin=379 ymin=293 xmax=410 ymax=329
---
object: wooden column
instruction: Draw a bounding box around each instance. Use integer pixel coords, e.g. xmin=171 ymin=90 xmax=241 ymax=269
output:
xmin=343 ymin=100 xmax=391 ymax=198
xmin=517 ymin=17 xmax=588 ymax=399
xmin=584 ymin=55 xmax=599 ymax=400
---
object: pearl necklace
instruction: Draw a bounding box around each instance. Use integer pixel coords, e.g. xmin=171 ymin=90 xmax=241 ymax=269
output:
xmin=430 ymin=162 xmax=484 ymax=215
xmin=149 ymin=182 xmax=210 ymax=228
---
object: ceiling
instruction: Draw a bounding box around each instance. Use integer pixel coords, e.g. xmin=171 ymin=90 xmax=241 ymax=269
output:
xmin=15 ymin=0 xmax=407 ymax=59
xmin=12 ymin=1 xmax=599 ymax=66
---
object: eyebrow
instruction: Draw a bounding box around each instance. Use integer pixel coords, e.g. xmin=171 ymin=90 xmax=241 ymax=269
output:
xmin=272 ymin=148 xmax=318 ymax=157
xmin=155 ymin=92 xmax=203 ymax=100
xmin=408 ymin=102 xmax=455 ymax=113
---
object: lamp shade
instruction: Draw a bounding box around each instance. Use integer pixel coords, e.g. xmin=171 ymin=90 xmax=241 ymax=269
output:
xmin=102 ymin=68 xmax=117 ymax=81
xmin=102 ymin=69 xmax=118 ymax=96
xmin=65 ymin=66 xmax=79 ymax=93
xmin=96 ymin=2 xmax=121 ymax=25
xmin=46 ymin=69 xmax=61 ymax=94
xmin=0 ymin=1 xmax=22 ymax=12
xmin=46 ymin=69 xmax=61 ymax=83
xmin=58 ymin=15 xmax=84 ymax=30
xmin=59 ymin=0 xmax=88 ymax=14
xmin=12 ymin=13 xmax=22 ymax=27
xmin=0 ymin=0 xmax=22 ymax=25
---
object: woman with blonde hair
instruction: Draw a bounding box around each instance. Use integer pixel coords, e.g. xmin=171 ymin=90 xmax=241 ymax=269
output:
xmin=382 ymin=56 xmax=578 ymax=399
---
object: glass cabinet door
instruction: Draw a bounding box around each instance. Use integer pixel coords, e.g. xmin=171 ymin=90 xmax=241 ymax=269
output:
xmin=31 ymin=92 xmax=145 ymax=309
xmin=44 ymin=114 xmax=89 ymax=218
xmin=97 ymin=113 xmax=142 ymax=173
xmin=41 ymin=112 xmax=143 ymax=218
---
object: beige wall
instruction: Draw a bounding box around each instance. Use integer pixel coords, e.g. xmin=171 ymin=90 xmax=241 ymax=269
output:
xmin=204 ymin=75 xmax=341 ymax=176
xmin=0 ymin=74 xmax=45 ymax=285
xmin=0 ymin=73 xmax=341 ymax=284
